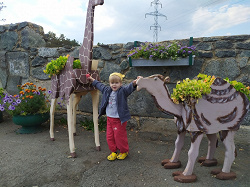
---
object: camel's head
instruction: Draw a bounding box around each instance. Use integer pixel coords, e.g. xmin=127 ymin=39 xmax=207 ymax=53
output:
xmin=136 ymin=74 xmax=170 ymax=93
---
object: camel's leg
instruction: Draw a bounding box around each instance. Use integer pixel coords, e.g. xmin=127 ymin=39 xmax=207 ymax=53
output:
xmin=199 ymin=133 xmax=218 ymax=167
xmin=183 ymin=133 xmax=203 ymax=175
xmin=222 ymin=131 xmax=236 ymax=172
xmin=162 ymin=131 xmax=186 ymax=169
xmin=72 ymin=93 xmax=82 ymax=136
xmin=49 ymin=98 xmax=57 ymax=141
xmin=213 ymin=131 xmax=236 ymax=180
xmin=173 ymin=132 xmax=203 ymax=183
xmin=91 ymin=90 xmax=101 ymax=151
xmin=67 ymin=94 xmax=76 ymax=158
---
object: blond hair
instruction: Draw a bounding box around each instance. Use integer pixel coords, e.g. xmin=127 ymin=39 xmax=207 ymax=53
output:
xmin=109 ymin=72 xmax=125 ymax=83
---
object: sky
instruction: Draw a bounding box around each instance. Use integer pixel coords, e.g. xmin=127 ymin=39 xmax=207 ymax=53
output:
xmin=1 ymin=0 xmax=250 ymax=45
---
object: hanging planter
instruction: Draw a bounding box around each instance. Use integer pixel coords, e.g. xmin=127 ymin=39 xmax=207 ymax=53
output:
xmin=127 ymin=37 xmax=196 ymax=67
xmin=129 ymin=55 xmax=195 ymax=67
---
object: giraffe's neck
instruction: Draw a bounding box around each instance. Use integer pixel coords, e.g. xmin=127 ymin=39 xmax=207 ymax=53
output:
xmin=79 ymin=0 xmax=95 ymax=72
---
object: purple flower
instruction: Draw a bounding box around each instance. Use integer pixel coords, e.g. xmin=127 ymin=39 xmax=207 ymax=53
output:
xmin=8 ymin=105 xmax=15 ymax=110
xmin=12 ymin=102 xmax=18 ymax=106
xmin=7 ymin=98 xmax=13 ymax=103
xmin=3 ymin=98 xmax=7 ymax=103
xmin=0 ymin=106 xmax=4 ymax=111
xmin=16 ymin=99 xmax=21 ymax=104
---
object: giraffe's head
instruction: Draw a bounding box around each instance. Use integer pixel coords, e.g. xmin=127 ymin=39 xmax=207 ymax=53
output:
xmin=92 ymin=0 xmax=104 ymax=7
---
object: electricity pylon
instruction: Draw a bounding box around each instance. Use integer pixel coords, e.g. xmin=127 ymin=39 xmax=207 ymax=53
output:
xmin=145 ymin=0 xmax=167 ymax=43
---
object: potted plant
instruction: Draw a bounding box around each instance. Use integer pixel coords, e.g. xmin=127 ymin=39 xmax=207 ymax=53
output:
xmin=43 ymin=54 xmax=81 ymax=78
xmin=127 ymin=40 xmax=196 ymax=67
xmin=171 ymin=74 xmax=250 ymax=106
xmin=0 ymin=82 xmax=50 ymax=134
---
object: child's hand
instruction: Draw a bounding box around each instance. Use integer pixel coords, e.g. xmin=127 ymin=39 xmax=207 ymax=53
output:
xmin=87 ymin=74 xmax=95 ymax=82
xmin=136 ymin=76 xmax=143 ymax=80
xmin=133 ymin=76 xmax=143 ymax=86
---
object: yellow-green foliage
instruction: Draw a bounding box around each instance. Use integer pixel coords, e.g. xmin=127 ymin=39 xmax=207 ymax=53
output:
xmin=225 ymin=78 xmax=250 ymax=101
xmin=171 ymin=73 xmax=250 ymax=104
xmin=171 ymin=74 xmax=215 ymax=104
xmin=44 ymin=55 xmax=81 ymax=78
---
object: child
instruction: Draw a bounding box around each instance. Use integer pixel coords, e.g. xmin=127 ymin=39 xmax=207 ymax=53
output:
xmin=88 ymin=72 xmax=141 ymax=161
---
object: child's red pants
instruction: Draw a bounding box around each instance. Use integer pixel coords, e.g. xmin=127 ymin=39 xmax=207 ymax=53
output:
xmin=106 ymin=117 xmax=129 ymax=153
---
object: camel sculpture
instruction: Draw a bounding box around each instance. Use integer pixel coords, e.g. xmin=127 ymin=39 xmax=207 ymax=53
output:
xmin=49 ymin=0 xmax=104 ymax=158
xmin=136 ymin=74 xmax=249 ymax=183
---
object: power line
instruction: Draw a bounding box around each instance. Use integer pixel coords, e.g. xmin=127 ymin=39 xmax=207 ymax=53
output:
xmin=145 ymin=0 xmax=167 ymax=42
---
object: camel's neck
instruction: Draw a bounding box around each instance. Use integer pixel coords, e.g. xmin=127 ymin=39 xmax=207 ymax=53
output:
xmin=79 ymin=1 xmax=95 ymax=72
xmin=151 ymin=84 xmax=183 ymax=117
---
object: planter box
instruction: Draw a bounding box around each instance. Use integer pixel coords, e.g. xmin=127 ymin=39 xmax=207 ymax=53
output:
xmin=129 ymin=55 xmax=195 ymax=67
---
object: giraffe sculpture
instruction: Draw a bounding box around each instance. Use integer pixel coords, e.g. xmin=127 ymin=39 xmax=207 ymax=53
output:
xmin=136 ymin=74 xmax=249 ymax=183
xmin=49 ymin=0 xmax=104 ymax=158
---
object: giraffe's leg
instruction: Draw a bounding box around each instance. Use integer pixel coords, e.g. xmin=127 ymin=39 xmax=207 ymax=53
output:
xmin=67 ymin=94 xmax=76 ymax=158
xmin=72 ymin=93 xmax=82 ymax=136
xmin=162 ymin=131 xmax=186 ymax=169
xmin=213 ymin=131 xmax=236 ymax=180
xmin=198 ymin=133 xmax=218 ymax=167
xmin=173 ymin=132 xmax=203 ymax=183
xmin=49 ymin=98 xmax=57 ymax=141
xmin=91 ymin=90 xmax=101 ymax=151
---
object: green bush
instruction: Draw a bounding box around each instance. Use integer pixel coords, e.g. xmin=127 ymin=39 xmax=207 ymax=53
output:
xmin=80 ymin=117 xmax=107 ymax=132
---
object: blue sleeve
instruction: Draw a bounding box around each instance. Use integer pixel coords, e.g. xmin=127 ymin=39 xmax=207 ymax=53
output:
xmin=92 ymin=80 xmax=108 ymax=93
xmin=123 ymin=82 xmax=136 ymax=96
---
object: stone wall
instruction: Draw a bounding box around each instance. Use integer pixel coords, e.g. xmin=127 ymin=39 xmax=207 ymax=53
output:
xmin=0 ymin=22 xmax=249 ymax=134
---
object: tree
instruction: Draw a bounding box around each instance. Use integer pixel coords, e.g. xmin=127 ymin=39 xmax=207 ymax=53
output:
xmin=45 ymin=31 xmax=80 ymax=47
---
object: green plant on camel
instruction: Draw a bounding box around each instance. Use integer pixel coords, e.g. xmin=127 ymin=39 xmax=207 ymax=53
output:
xmin=44 ymin=55 xmax=81 ymax=78
xmin=171 ymin=73 xmax=250 ymax=105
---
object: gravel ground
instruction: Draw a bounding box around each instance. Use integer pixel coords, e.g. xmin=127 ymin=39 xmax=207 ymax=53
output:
xmin=0 ymin=117 xmax=249 ymax=187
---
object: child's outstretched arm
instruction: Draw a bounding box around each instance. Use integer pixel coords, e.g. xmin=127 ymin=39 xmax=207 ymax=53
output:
xmin=87 ymin=75 xmax=108 ymax=93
